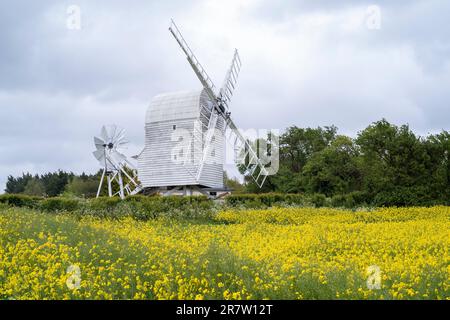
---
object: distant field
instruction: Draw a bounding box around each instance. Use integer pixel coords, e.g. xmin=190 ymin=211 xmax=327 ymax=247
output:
xmin=0 ymin=206 xmax=448 ymax=300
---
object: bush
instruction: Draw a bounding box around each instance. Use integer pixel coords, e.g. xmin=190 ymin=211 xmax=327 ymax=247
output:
xmin=84 ymin=195 xmax=214 ymax=220
xmin=225 ymin=194 xmax=264 ymax=208
xmin=309 ymin=193 xmax=327 ymax=207
xmin=40 ymin=198 xmax=80 ymax=212
xmin=138 ymin=195 xmax=213 ymax=220
xmin=225 ymin=193 xmax=313 ymax=208
xmin=347 ymin=191 xmax=372 ymax=207
xmin=330 ymin=191 xmax=372 ymax=208
xmin=89 ymin=197 xmax=122 ymax=211
xmin=0 ymin=194 xmax=41 ymax=208
xmin=372 ymin=186 xmax=438 ymax=207
xmin=331 ymin=194 xmax=347 ymax=208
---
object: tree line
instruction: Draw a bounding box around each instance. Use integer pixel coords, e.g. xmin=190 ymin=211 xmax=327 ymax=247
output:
xmin=5 ymin=171 xmax=101 ymax=198
xmin=4 ymin=119 xmax=449 ymax=206
xmin=242 ymin=119 xmax=449 ymax=206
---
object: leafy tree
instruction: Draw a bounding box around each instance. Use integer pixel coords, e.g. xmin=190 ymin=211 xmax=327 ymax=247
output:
xmin=223 ymin=171 xmax=245 ymax=193
xmin=356 ymin=119 xmax=429 ymax=194
xmin=5 ymin=173 xmax=32 ymax=194
xmin=279 ymin=125 xmax=337 ymax=173
xmin=302 ymin=136 xmax=361 ymax=196
xmin=424 ymin=131 xmax=450 ymax=202
xmin=244 ymin=126 xmax=338 ymax=193
xmin=23 ymin=177 xmax=45 ymax=196
xmin=66 ymin=175 xmax=100 ymax=198
xmin=237 ymin=133 xmax=280 ymax=193
xmin=40 ymin=170 xmax=73 ymax=197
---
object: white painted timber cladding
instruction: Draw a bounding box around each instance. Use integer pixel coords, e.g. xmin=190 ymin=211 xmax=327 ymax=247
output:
xmin=138 ymin=89 xmax=224 ymax=188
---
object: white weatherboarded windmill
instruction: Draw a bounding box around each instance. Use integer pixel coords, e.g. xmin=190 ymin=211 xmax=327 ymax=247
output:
xmin=94 ymin=20 xmax=270 ymax=198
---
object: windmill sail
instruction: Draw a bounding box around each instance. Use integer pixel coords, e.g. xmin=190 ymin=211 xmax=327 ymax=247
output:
xmin=219 ymin=49 xmax=241 ymax=110
xmin=93 ymin=125 xmax=142 ymax=199
xmin=169 ymin=20 xmax=270 ymax=188
xmin=226 ymin=118 xmax=269 ymax=188
xmin=169 ymin=20 xmax=219 ymax=108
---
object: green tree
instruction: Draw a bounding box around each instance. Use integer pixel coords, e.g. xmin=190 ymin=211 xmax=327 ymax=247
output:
xmin=302 ymin=135 xmax=361 ymax=196
xmin=23 ymin=177 xmax=45 ymax=196
xmin=279 ymin=125 xmax=337 ymax=173
xmin=223 ymin=171 xmax=245 ymax=193
xmin=424 ymin=131 xmax=450 ymax=202
xmin=263 ymin=126 xmax=338 ymax=193
xmin=355 ymin=119 xmax=430 ymax=195
xmin=5 ymin=173 xmax=33 ymax=194
xmin=66 ymin=175 xmax=99 ymax=198
xmin=40 ymin=170 xmax=73 ymax=197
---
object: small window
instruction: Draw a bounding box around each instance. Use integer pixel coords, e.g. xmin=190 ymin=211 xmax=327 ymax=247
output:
xmin=173 ymin=125 xmax=177 ymax=130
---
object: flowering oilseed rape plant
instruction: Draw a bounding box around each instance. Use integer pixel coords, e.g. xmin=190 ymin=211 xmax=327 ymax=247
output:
xmin=0 ymin=206 xmax=448 ymax=300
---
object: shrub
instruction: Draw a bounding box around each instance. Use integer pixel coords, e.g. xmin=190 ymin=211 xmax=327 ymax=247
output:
xmin=0 ymin=194 xmax=41 ymax=208
xmin=225 ymin=193 xmax=314 ymax=208
xmin=89 ymin=197 xmax=122 ymax=211
xmin=347 ymin=191 xmax=371 ymax=206
xmin=330 ymin=192 xmax=372 ymax=208
xmin=85 ymin=195 xmax=214 ymax=220
xmin=331 ymin=194 xmax=347 ymax=208
xmin=40 ymin=198 xmax=80 ymax=212
xmin=372 ymin=186 xmax=438 ymax=207
xmin=284 ymin=194 xmax=309 ymax=206
xmin=141 ymin=196 xmax=213 ymax=220
xmin=309 ymin=193 xmax=327 ymax=207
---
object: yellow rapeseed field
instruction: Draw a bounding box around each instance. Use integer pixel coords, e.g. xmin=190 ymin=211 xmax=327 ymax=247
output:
xmin=0 ymin=206 xmax=448 ymax=299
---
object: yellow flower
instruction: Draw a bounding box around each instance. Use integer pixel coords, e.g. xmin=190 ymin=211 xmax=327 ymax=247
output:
xmin=0 ymin=205 xmax=448 ymax=300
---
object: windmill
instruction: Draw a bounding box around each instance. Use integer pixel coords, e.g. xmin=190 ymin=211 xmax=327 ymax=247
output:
xmin=93 ymin=125 xmax=142 ymax=199
xmin=136 ymin=20 xmax=272 ymax=197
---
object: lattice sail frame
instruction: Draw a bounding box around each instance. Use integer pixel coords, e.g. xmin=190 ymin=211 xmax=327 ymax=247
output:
xmin=93 ymin=125 xmax=142 ymax=199
xmin=169 ymin=20 xmax=271 ymax=188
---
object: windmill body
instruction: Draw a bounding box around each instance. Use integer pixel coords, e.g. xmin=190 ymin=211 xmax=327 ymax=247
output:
xmin=137 ymin=89 xmax=225 ymax=192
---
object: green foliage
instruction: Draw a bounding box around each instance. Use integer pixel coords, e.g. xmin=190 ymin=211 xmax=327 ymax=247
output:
xmin=302 ymin=136 xmax=361 ymax=196
xmin=225 ymin=194 xmax=264 ymax=208
xmin=5 ymin=173 xmax=33 ymax=194
xmin=89 ymin=197 xmax=123 ymax=211
xmin=0 ymin=194 xmax=42 ymax=208
xmin=223 ymin=171 xmax=244 ymax=193
xmin=279 ymin=125 xmax=338 ymax=174
xmin=3 ymin=120 xmax=448 ymax=209
xmin=225 ymin=193 xmax=313 ymax=208
xmin=23 ymin=178 xmax=45 ymax=196
xmin=330 ymin=192 xmax=371 ymax=208
xmin=40 ymin=171 xmax=74 ymax=197
xmin=241 ymin=119 xmax=449 ymax=207
xmin=356 ymin=120 xmax=428 ymax=192
xmin=372 ymin=186 xmax=438 ymax=207
xmin=310 ymin=193 xmax=327 ymax=208
xmin=84 ymin=195 xmax=214 ymax=220
xmin=244 ymin=126 xmax=338 ymax=193
xmin=66 ymin=175 xmax=99 ymax=198
xmin=39 ymin=198 xmax=80 ymax=212
xmin=5 ymin=170 xmax=101 ymax=198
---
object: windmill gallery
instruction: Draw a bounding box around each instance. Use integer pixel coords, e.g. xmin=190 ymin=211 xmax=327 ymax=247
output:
xmin=92 ymin=20 xmax=275 ymax=199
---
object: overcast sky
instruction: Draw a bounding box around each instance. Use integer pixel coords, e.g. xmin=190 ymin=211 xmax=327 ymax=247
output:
xmin=0 ymin=0 xmax=449 ymax=192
